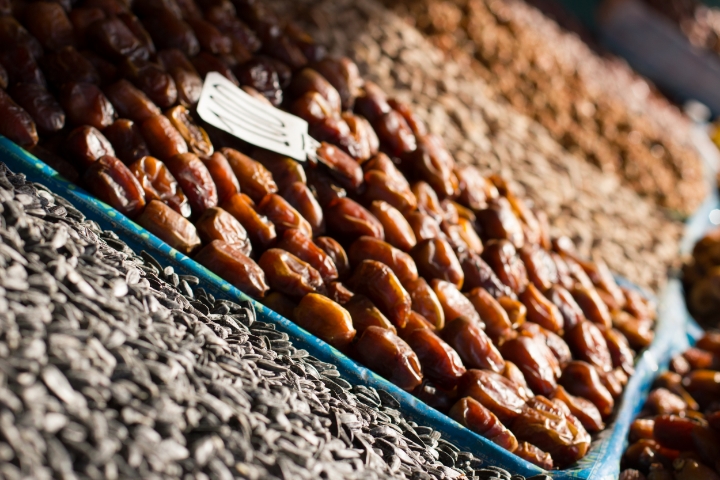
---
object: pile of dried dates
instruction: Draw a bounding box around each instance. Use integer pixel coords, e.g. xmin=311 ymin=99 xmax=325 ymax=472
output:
xmin=620 ymin=332 xmax=720 ymax=480
xmin=0 ymin=0 xmax=657 ymax=469
xmin=683 ymin=227 xmax=720 ymax=329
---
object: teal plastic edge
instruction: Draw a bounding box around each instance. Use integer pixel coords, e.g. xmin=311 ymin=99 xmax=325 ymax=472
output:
xmin=0 ymin=136 xmax=686 ymax=479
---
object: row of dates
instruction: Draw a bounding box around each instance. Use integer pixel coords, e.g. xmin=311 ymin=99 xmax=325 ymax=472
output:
xmin=0 ymin=0 xmax=657 ymax=469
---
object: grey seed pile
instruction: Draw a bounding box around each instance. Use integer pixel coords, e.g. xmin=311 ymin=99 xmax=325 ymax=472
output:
xmin=0 ymin=162 xmax=552 ymax=480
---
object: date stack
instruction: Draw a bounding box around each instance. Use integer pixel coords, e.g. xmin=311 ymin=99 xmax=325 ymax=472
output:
xmin=0 ymin=0 xmax=657 ymax=469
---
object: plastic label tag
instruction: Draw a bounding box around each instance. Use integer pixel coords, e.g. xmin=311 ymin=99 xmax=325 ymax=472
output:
xmin=197 ymin=72 xmax=319 ymax=161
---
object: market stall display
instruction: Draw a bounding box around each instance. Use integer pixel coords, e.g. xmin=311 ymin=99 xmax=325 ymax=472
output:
xmin=619 ymin=335 xmax=720 ymax=479
xmin=382 ymin=0 xmax=706 ymax=218
xmin=0 ymin=162 xmax=554 ymax=480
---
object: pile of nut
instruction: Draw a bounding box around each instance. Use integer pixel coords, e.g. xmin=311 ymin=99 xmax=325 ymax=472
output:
xmin=620 ymin=333 xmax=720 ymax=480
xmin=383 ymin=0 xmax=707 ymax=217
xmin=682 ymin=227 xmax=720 ymax=330
xmin=0 ymin=0 xmax=658 ymax=469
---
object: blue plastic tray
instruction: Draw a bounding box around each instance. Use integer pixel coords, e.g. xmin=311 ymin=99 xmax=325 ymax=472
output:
xmin=0 ymin=136 xmax=689 ymax=479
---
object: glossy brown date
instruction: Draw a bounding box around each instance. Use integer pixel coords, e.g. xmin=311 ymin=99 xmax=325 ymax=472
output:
xmin=363 ymin=168 xmax=418 ymax=215
xmin=186 ymin=17 xmax=230 ymax=55
xmin=194 ymin=240 xmax=268 ymax=298
xmin=283 ymin=182 xmax=325 ymax=236
xmin=405 ymin=134 xmax=456 ymax=198
xmin=682 ymin=370 xmax=720 ymax=409
xmin=60 ymin=82 xmax=115 ymax=129
xmin=84 ymin=155 xmax=146 ymax=217
xmin=432 ymin=279 xmax=483 ymax=326
xmin=354 ymin=326 xmax=423 ymax=391
xmin=498 ymin=296 xmax=527 ymax=328
xmin=455 ymin=165 xmax=498 ymax=211
xmin=192 ymin=51 xmax=238 ymax=86
xmin=134 ymin=199 xmax=203 ymax=255
xmin=366 ymin=201 xmax=416 ymax=253
xmin=64 ymin=125 xmax=115 ymax=168
xmin=104 ymin=79 xmax=161 ymax=123
xmin=613 ymin=310 xmax=654 ymax=350
xmin=520 ymin=244 xmax=558 ymax=292
xmin=103 ymin=119 xmax=150 ymax=164
xmin=70 ymin=8 xmax=107 ymax=46
xmin=412 ymin=181 xmax=445 ymax=222
xmin=310 ymin=238 xmax=348 ymax=282
xmin=375 ymin=109 xmax=416 ymax=157
xmin=404 ymin=327 xmax=466 ymax=389
xmin=24 ymin=1 xmax=75 ymax=52
xmin=0 ymin=44 xmax=46 ymax=89
xmin=88 ymin=16 xmax=148 ymax=62
xmin=221 ymin=148 xmax=278 ymax=202
xmin=406 ymin=211 xmax=444 ymax=243
xmin=551 ymin=385 xmax=604 ymax=433
xmin=251 ymin=149 xmax=306 ymax=193
xmin=141 ymin=12 xmax=199 ymax=58
xmin=457 ymin=369 xmax=527 ymax=422
xmin=221 ymin=193 xmax=276 ymax=249
xmin=482 ymin=240 xmax=528 ymax=294
xmin=565 ymin=320 xmax=613 ymax=373
xmin=514 ymin=441 xmax=553 ymax=470
xmin=276 ymin=229 xmax=338 ymax=283
xmin=519 ymin=284 xmax=564 ymax=334
xmin=258 ymin=248 xmax=325 ymax=298
xmin=603 ymin=328 xmax=636 ymax=376
xmin=652 ymin=415 xmax=698 ymax=452
xmin=347 ymin=260 xmax=411 ymax=328
xmin=236 ymin=57 xmax=283 ymax=106
xmin=560 ymin=361 xmax=614 ymax=418
xmin=311 ymin=56 xmax=362 ymax=111
xmin=119 ymin=57 xmax=177 ymax=108
xmin=460 ymin=251 xmax=514 ymax=299
xmin=348 ymin=236 xmax=418 ymax=286
xmin=572 ymin=285 xmax=612 ymax=329
xmin=457 ymin=217 xmax=484 ymax=255
xmin=405 ymin=277 xmax=445 ymax=330
xmin=412 ymin=237 xmax=464 ymax=289
xmin=288 ymin=68 xmax=341 ymax=114
xmin=502 ymin=361 xmax=532 ymax=400
xmin=644 ymin=388 xmax=687 ymax=415
xmin=262 ymin=292 xmax=297 ymax=321
xmin=325 ymin=197 xmax=385 ymax=240
xmin=194 ymin=206 xmax=250 ymax=254
xmin=41 ymin=46 xmax=101 ymax=87
xmin=293 ymin=293 xmax=355 ymax=350
xmin=449 ymin=397 xmax=518 ymax=452
xmin=316 ymin=142 xmax=363 ymax=190
xmin=164 ymin=105 xmax=213 ymax=157
xmin=198 ymin=152 xmax=239 ymax=204
xmin=141 ymin=114 xmax=188 ymax=160
xmin=546 ymin=285 xmax=585 ymax=331
xmin=128 ymin=155 xmax=190 ymax=217
xmin=518 ymin=322 xmax=572 ymax=366
xmin=164 ymin=153 xmax=217 ymax=216
xmin=476 ymin=197 xmax=525 ymax=249
xmin=156 ymin=48 xmax=202 ymax=106
xmin=654 ymin=372 xmax=699 ymax=411
xmin=0 ymin=17 xmax=43 ymax=59
xmin=344 ymin=294 xmax=396 ymax=335
xmin=500 ymin=336 xmax=559 ymax=396
xmin=466 ymin=287 xmax=515 ymax=344
xmin=442 ymin=316 xmax=505 ymax=373
xmin=256 ymin=194 xmax=313 ymax=238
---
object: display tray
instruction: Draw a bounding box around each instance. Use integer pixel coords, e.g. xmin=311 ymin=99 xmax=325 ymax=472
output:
xmin=0 ymin=136 xmax=687 ymax=480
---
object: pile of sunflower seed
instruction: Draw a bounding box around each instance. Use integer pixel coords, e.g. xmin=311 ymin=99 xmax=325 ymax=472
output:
xmin=0 ymin=163 xmax=552 ymax=480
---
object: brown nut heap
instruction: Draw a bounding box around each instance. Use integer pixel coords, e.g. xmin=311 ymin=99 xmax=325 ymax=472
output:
xmin=620 ymin=332 xmax=720 ymax=480
xmin=0 ymin=0 xmax=659 ymax=469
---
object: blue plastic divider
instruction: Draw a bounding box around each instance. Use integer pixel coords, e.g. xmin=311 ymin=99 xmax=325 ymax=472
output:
xmin=0 ymin=136 xmax=689 ymax=479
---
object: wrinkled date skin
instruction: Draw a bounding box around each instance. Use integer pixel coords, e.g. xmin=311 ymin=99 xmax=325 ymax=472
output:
xmin=252 ymin=149 xmax=307 ymax=192
xmin=551 ymin=385 xmax=605 ymax=433
xmin=41 ymin=46 xmax=101 ymax=87
xmin=256 ymin=194 xmax=313 ymax=238
xmin=194 ymin=207 xmax=251 ymax=255
xmin=60 ymin=82 xmax=116 ymax=129
xmin=546 ymin=285 xmax=585 ymax=332
xmin=560 ymin=361 xmax=614 ymax=418
xmin=404 ymin=134 xmax=456 ymax=198
xmin=404 ymin=328 xmax=466 ymax=389
xmin=85 ymin=155 xmax=146 ymax=218
xmin=326 ymin=281 xmax=354 ymax=305
xmin=157 ymin=48 xmax=203 ymax=106
xmin=164 ymin=153 xmax=218 ymax=216
xmin=288 ymin=68 xmax=342 ymax=114
xmin=135 ymin=199 xmax=201 ymax=255
xmin=258 ymin=248 xmax=325 ymax=298
xmin=281 ymin=181 xmax=324 ymax=236
xmin=449 ymin=397 xmax=518 ymax=452
xmin=405 ymin=211 xmax=443 ymax=243
xmin=500 ymin=336 xmax=559 ymax=396
xmin=498 ymin=296 xmax=527 ymax=329
xmin=460 ymin=251 xmax=514 ymax=299
xmin=476 ymin=197 xmax=525 ymax=249
xmin=455 ymin=164 xmax=498 ymax=211
xmin=166 ymin=105 xmax=213 ymax=157
xmin=565 ymin=320 xmax=613 ymax=373
xmin=202 ymin=152 xmax=240 ymax=204
xmin=442 ymin=316 xmax=504 ymax=373
xmin=344 ymin=294 xmax=396 ymax=335
xmin=520 ymin=244 xmax=559 ymax=292
xmin=10 ymin=84 xmax=65 ymax=134
xmin=221 ymin=193 xmax=277 ymax=249
xmin=325 ymin=197 xmax=385 ymax=241
xmin=104 ymin=119 xmax=150 ymax=164
xmin=354 ymin=326 xmax=423 ymax=391
xmin=221 ymin=148 xmax=278 ymax=202
xmin=347 ymin=260 xmax=411 ymax=328
xmin=65 ymin=125 xmax=115 ymax=169
xmin=369 ymin=201 xmax=417 ymax=252
xmin=314 ymin=236 xmax=350 ymax=280
xmin=363 ymin=169 xmax=418 ymax=216
xmin=482 ymin=240 xmax=528 ymax=294
xmin=519 ymin=284 xmax=564 ymax=334
xmin=24 ymin=1 xmax=76 ymax=52
xmin=457 ymin=369 xmax=528 ymax=423
xmin=405 ymin=277 xmax=445 ymax=330
xmin=129 ymin=156 xmax=191 ymax=217
xmin=412 ymin=237 xmax=464 ymax=289
xmin=141 ymin=114 xmax=188 ymax=160
xmin=104 ymin=79 xmax=161 ymax=123
xmin=348 ymin=236 xmax=418 ymax=286
xmin=431 ymin=279 xmax=483 ymax=327
xmin=276 ymin=229 xmax=338 ymax=283
xmin=612 ymin=310 xmax=654 ymax=350
xmin=311 ymin=56 xmax=363 ymax=111
xmin=652 ymin=415 xmax=700 ymax=452
xmin=515 ymin=441 xmax=554 ymax=470
xmin=518 ymin=322 xmax=572 ymax=366
xmin=293 ymin=293 xmax=355 ymax=350
xmin=466 ymin=288 xmax=515 ymax=345
xmin=503 ymin=361 xmax=532 ymax=400
xmin=194 ymin=240 xmax=268 ymax=298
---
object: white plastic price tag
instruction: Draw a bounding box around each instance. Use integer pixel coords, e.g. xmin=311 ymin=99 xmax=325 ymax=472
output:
xmin=196 ymin=72 xmax=319 ymax=161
